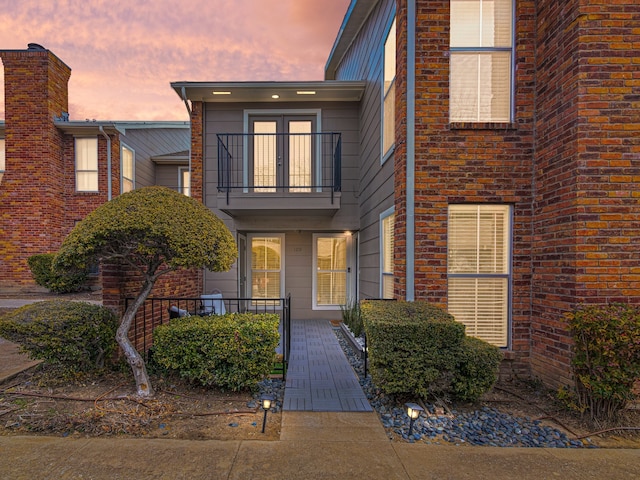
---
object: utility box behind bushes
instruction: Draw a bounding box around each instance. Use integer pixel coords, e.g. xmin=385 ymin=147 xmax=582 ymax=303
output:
xmin=152 ymin=313 xmax=280 ymax=391
xmin=361 ymin=300 xmax=501 ymax=402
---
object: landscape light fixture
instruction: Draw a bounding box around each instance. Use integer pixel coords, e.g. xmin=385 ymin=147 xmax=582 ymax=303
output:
xmin=261 ymin=394 xmax=275 ymax=433
xmin=405 ymin=402 xmax=423 ymax=437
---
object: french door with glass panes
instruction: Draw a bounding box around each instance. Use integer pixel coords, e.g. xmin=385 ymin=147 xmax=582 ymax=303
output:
xmin=249 ymin=115 xmax=316 ymax=192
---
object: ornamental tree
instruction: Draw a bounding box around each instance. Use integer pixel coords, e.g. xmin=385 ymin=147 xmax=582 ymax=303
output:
xmin=54 ymin=186 xmax=237 ymax=397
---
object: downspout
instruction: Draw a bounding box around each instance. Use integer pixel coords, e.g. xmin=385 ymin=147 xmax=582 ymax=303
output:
xmin=98 ymin=126 xmax=112 ymax=201
xmin=406 ymin=0 xmax=416 ymax=301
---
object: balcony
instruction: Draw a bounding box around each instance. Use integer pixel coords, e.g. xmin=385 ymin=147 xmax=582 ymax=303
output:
xmin=216 ymin=132 xmax=341 ymax=216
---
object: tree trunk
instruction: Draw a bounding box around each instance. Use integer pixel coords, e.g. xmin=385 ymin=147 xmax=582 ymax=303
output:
xmin=116 ymin=276 xmax=157 ymax=397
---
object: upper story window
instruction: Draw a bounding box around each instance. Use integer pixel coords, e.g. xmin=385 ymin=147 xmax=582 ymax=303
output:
xmin=382 ymin=16 xmax=396 ymax=159
xmin=380 ymin=207 xmax=395 ymax=299
xmin=75 ymin=137 xmax=98 ymax=192
xmin=179 ymin=167 xmax=190 ymax=197
xmin=0 ymin=138 xmax=5 ymax=184
xmin=121 ymin=144 xmax=135 ymax=193
xmin=450 ymin=0 xmax=513 ymax=122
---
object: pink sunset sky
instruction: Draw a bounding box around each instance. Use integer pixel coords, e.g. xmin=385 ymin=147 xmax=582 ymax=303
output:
xmin=0 ymin=0 xmax=351 ymax=121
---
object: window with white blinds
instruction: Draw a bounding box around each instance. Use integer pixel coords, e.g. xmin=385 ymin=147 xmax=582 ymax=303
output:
xmin=314 ymin=234 xmax=348 ymax=308
xmin=75 ymin=138 xmax=98 ymax=192
xmin=380 ymin=209 xmax=395 ymax=299
xmin=447 ymin=204 xmax=510 ymax=347
xmin=450 ymin=0 xmax=513 ymax=122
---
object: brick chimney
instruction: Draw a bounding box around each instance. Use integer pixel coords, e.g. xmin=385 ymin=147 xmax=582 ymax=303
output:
xmin=0 ymin=44 xmax=71 ymax=292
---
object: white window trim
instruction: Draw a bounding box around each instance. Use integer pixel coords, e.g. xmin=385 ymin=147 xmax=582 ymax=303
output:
xmin=312 ymin=233 xmax=351 ymax=310
xmin=379 ymin=206 xmax=395 ymax=298
xmin=247 ymin=233 xmax=285 ymax=307
xmin=381 ymin=15 xmax=396 ymax=163
xmin=120 ymin=143 xmax=135 ymax=193
xmin=449 ymin=0 xmax=515 ymax=123
xmin=447 ymin=204 xmax=513 ymax=348
xmin=74 ymin=137 xmax=99 ymax=193
xmin=243 ymin=109 xmax=322 ymax=193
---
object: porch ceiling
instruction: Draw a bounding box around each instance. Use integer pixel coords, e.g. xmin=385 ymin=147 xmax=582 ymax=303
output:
xmin=171 ymin=81 xmax=365 ymax=104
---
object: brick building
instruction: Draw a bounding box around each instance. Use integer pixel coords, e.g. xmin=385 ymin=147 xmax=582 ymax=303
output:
xmin=0 ymin=44 xmax=191 ymax=296
xmin=174 ymin=0 xmax=639 ymax=388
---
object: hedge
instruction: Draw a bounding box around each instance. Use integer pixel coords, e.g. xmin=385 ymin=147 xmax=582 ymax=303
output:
xmin=0 ymin=300 xmax=118 ymax=372
xmin=152 ymin=313 xmax=280 ymax=391
xmin=361 ymin=300 xmax=500 ymax=402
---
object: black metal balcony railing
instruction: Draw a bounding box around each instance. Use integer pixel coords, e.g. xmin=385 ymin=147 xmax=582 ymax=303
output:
xmin=217 ymin=133 xmax=341 ymax=204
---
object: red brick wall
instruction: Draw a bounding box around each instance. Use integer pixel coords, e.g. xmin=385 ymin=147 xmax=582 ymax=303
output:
xmin=0 ymin=47 xmax=125 ymax=293
xmin=395 ymin=0 xmax=536 ymax=377
xmin=531 ymin=0 xmax=640 ymax=387
xmin=190 ymin=101 xmax=204 ymax=202
xmin=102 ymin=262 xmax=201 ymax=353
xmin=0 ymin=48 xmax=71 ymax=292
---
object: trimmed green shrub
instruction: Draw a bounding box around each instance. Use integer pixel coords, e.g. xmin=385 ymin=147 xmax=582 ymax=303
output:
xmin=0 ymin=300 xmax=118 ymax=372
xmin=361 ymin=300 xmax=500 ymax=401
xmin=566 ymin=303 xmax=640 ymax=421
xmin=340 ymin=299 xmax=363 ymax=337
xmin=452 ymin=336 xmax=503 ymax=402
xmin=152 ymin=313 xmax=280 ymax=391
xmin=28 ymin=253 xmax=88 ymax=294
xmin=361 ymin=300 xmax=465 ymax=398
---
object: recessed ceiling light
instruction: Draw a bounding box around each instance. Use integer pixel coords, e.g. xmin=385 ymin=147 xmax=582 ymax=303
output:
xmin=213 ymin=91 xmax=231 ymax=95
xmin=271 ymin=94 xmax=280 ymax=99
xmin=297 ymin=91 xmax=316 ymax=95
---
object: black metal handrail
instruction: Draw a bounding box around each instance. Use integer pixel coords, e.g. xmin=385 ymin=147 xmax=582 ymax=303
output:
xmin=125 ymin=294 xmax=291 ymax=377
xmin=217 ymin=132 xmax=342 ymax=204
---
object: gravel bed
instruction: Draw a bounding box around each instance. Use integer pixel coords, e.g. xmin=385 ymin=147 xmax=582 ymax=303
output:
xmin=333 ymin=327 xmax=590 ymax=448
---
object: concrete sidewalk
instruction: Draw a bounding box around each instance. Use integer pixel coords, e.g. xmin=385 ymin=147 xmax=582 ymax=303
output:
xmin=0 ymin=412 xmax=638 ymax=480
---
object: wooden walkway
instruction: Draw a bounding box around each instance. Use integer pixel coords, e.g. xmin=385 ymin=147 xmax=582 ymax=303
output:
xmin=283 ymin=319 xmax=372 ymax=412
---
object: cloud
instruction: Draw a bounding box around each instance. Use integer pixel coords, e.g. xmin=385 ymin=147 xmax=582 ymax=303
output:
xmin=0 ymin=0 xmax=351 ymax=120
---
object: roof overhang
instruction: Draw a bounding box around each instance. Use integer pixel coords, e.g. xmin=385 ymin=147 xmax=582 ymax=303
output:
xmin=151 ymin=151 xmax=190 ymax=165
xmin=171 ymin=81 xmax=365 ymax=104
xmin=53 ymin=121 xmax=124 ymax=136
xmin=325 ymin=0 xmax=379 ymax=80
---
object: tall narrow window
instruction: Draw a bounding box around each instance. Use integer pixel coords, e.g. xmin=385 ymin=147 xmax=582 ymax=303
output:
xmin=380 ymin=208 xmax=395 ymax=299
xmin=251 ymin=236 xmax=283 ymax=303
xmin=0 ymin=138 xmax=5 ymax=184
xmin=121 ymin=145 xmax=134 ymax=193
xmin=314 ymin=234 xmax=348 ymax=308
xmin=75 ymin=138 xmax=98 ymax=192
xmin=253 ymin=121 xmax=277 ymax=192
xmin=288 ymin=120 xmax=312 ymax=192
xmin=382 ymin=17 xmax=396 ymax=158
xmin=450 ymin=0 xmax=513 ymax=122
xmin=448 ymin=204 xmax=510 ymax=347
xmin=179 ymin=167 xmax=190 ymax=197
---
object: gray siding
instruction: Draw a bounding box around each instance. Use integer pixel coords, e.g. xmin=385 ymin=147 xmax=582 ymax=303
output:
xmin=118 ymin=124 xmax=190 ymax=189
xmin=201 ymin=103 xmax=360 ymax=317
xmin=334 ymin=0 xmax=396 ymax=299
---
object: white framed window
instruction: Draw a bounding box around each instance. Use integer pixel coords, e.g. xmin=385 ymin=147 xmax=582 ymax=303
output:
xmin=447 ymin=204 xmax=511 ymax=347
xmin=121 ymin=144 xmax=134 ymax=193
xmin=380 ymin=207 xmax=395 ymax=299
xmin=313 ymin=233 xmax=349 ymax=309
xmin=249 ymin=234 xmax=284 ymax=305
xmin=382 ymin=16 xmax=396 ymax=160
xmin=75 ymin=137 xmax=98 ymax=192
xmin=178 ymin=167 xmax=190 ymax=196
xmin=0 ymin=138 xmax=5 ymax=183
xmin=450 ymin=0 xmax=513 ymax=122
